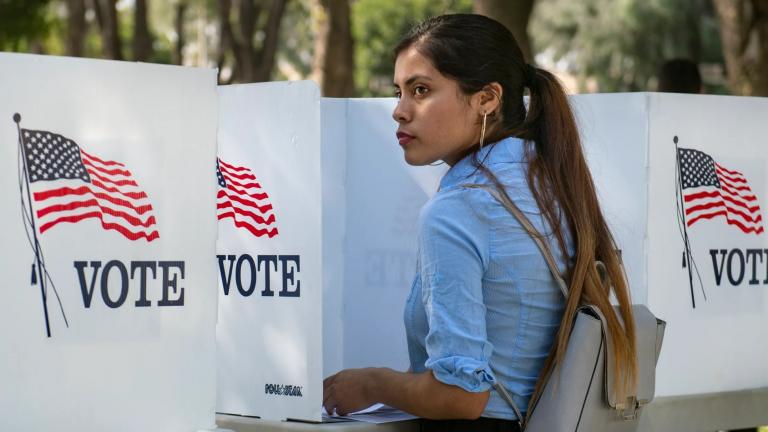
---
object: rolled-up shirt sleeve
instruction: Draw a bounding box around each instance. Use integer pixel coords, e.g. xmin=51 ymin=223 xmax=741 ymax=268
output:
xmin=418 ymin=188 xmax=495 ymax=393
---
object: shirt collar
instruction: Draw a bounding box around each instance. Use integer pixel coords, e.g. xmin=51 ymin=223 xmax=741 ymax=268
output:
xmin=439 ymin=136 xmax=528 ymax=190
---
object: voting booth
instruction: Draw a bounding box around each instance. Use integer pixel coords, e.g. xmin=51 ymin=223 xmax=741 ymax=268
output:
xmin=214 ymin=84 xmax=445 ymax=422
xmin=216 ymin=89 xmax=768 ymax=423
xmin=0 ymin=53 xmax=219 ymax=431
xmin=2 ymin=51 xmax=766 ymax=430
xmin=573 ymin=93 xmax=768 ymax=398
xmin=216 ymin=82 xmax=324 ymax=421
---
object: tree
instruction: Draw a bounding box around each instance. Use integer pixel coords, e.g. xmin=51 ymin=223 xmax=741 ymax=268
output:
xmin=0 ymin=0 xmax=51 ymax=51
xmin=172 ymin=1 xmax=187 ymax=65
xmin=217 ymin=0 xmax=290 ymax=84
xmin=312 ymin=0 xmax=355 ymax=96
xmin=530 ymin=0 xmax=724 ymax=92
xmin=714 ymin=0 xmax=768 ymax=96
xmin=474 ymin=0 xmax=536 ymax=62
xmin=91 ymin=0 xmax=123 ymax=60
xmin=64 ymin=0 xmax=86 ymax=56
xmin=352 ymin=0 xmax=472 ymax=96
xmin=133 ymin=0 xmax=153 ymax=61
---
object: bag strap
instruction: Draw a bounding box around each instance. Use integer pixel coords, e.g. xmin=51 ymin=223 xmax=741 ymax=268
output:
xmin=464 ymin=183 xmax=572 ymax=429
xmin=491 ymin=371 xmax=524 ymax=429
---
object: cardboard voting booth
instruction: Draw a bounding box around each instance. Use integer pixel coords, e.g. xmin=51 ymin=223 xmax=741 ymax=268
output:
xmin=216 ymin=82 xmax=323 ymax=421
xmin=215 ymin=89 xmax=768 ymax=422
xmin=572 ymin=93 xmax=768 ymax=397
xmin=0 ymin=53 xmax=219 ymax=431
xmin=3 ymin=53 xmax=767 ymax=428
xmin=215 ymin=86 xmax=445 ymax=422
xmin=320 ymin=98 xmax=446 ymax=375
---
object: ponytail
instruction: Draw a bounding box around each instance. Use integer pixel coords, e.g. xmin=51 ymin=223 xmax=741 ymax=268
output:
xmin=520 ymin=66 xmax=638 ymax=415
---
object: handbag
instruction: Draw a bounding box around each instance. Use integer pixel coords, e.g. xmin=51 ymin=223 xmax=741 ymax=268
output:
xmin=463 ymin=184 xmax=666 ymax=432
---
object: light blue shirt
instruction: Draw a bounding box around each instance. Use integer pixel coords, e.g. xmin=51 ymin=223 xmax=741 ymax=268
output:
xmin=403 ymin=136 xmax=574 ymax=420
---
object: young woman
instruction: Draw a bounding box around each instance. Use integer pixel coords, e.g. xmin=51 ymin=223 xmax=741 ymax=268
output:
xmin=322 ymin=14 xmax=637 ymax=431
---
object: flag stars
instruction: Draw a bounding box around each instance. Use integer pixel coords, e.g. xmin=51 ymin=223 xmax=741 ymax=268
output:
xmin=20 ymin=129 xmax=91 ymax=184
xmin=678 ymin=148 xmax=721 ymax=189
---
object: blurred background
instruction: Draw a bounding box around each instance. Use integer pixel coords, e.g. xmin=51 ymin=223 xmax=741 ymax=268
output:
xmin=0 ymin=0 xmax=766 ymax=97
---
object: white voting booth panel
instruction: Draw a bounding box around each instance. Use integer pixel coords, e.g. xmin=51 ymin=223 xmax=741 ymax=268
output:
xmin=216 ymin=82 xmax=323 ymax=422
xmin=322 ymin=98 xmax=446 ymax=377
xmin=645 ymin=94 xmax=768 ymax=396
xmin=0 ymin=53 xmax=219 ymax=431
xmin=223 ymin=91 xmax=768 ymax=422
xmin=575 ymin=93 xmax=768 ymax=397
xmin=322 ymin=93 xmax=768 ymax=402
xmin=216 ymin=92 xmax=444 ymax=422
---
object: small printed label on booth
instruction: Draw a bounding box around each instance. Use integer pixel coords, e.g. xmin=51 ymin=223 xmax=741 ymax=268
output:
xmin=265 ymin=383 xmax=303 ymax=397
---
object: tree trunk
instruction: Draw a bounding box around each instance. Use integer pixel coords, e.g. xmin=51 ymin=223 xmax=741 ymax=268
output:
xmin=236 ymin=0 xmax=263 ymax=82
xmin=65 ymin=0 xmax=86 ymax=57
xmin=755 ymin=0 xmax=768 ymax=96
xmin=254 ymin=0 xmax=288 ymax=82
xmin=94 ymin=0 xmax=123 ymax=60
xmin=218 ymin=0 xmax=289 ymax=83
xmin=714 ymin=0 xmax=768 ymax=96
xmin=217 ymin=0 xmax=235 ymax=83
xmin=173 ymin=1 xmax=187 ymax=65
xmin=474 ymin=0 xmax=536 ymax=63
xmin=312 ymin=0 xmax=355 ymax=96
xmin=133 ymin=0 xmax=152 ymax=61
xmin=91 ymin=0 xmax=104 ymax=30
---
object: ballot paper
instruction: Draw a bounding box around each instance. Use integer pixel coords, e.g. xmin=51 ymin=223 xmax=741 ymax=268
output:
xmin=322 ymin=403 xmax=418 ymax=424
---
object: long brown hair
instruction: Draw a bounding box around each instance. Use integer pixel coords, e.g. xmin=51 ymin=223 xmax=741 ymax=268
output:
xmin=395 ymin=14 xmax=638 ymax=409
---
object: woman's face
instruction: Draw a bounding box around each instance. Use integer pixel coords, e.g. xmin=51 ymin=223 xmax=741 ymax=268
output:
xmin=392 ymin=46 xmax=482 ymax=166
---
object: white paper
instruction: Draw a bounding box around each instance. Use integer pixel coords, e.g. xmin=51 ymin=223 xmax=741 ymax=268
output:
xmin=322 ymin=404 xmax=418 ymax=424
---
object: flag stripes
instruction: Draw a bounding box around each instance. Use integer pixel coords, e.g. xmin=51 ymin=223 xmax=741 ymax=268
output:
xmin=21 ymin=129 xmax=159 ymax=241
xmin=678 ymin=147 xmax=763 ymax=235
xmin=216 ymin=157 xmax=278 ymax=238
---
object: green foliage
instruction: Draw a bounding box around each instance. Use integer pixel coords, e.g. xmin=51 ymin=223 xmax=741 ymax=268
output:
xmin=352 ymin=0 xmax=472 ymax=96
xmin=531 ymin=0 xmax=723 ymax=93
xmin=0 ymin=0 xmax=52 ymax=51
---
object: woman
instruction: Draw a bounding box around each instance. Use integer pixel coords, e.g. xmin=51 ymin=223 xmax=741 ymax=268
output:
xmin=323 ymin=14 xmax=637 ymax=431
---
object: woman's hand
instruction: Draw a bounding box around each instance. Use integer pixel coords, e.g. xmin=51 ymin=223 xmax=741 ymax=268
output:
xmin=323 ymin=368 xmax=378 ymax=416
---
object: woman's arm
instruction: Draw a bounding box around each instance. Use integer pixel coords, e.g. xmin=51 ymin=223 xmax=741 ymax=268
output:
xmin=323 ymin=367 xmax=489 ymax=419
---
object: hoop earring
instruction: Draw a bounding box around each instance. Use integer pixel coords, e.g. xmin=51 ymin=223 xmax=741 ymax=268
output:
xmin=429 ymin=160 xmax=445 ymax=166
xmin=479 ymin=112 xmax=488 ymax=150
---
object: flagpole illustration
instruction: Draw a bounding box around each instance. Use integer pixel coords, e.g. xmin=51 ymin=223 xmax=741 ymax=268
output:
xmin=674 ymin=135 xmax=697 ymax=308
xmin=14 ymin=113 xmax=52 ymax=337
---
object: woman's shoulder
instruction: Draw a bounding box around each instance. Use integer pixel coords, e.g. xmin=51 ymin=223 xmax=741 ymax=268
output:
xmin=418 ymin=183 xmax=494 ymax=230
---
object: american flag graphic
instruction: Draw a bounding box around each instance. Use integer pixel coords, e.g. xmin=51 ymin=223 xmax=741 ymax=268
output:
xmin=217 ymin=157 xmax=278 ymax=238
xmin=20 ymin=129 xmax=159 ymax=241
xmin=678 ymin=147 xmax=763 ymax=235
